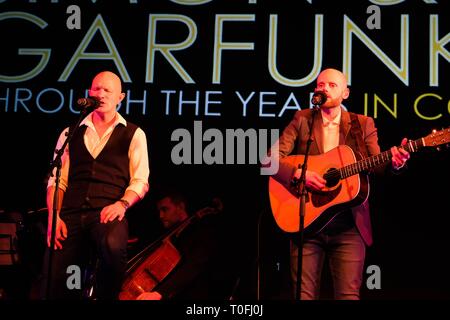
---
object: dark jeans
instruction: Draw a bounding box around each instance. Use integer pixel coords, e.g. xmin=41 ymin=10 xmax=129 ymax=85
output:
xmin=290 ymin=224 xmax=366 ymax=300
xmin=40 ymin=209 xmax=128 ymax=300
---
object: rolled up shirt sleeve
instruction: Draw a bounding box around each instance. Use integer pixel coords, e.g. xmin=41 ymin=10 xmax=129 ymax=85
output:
xmin=47 ymin=127 xmax=70 ymax=192
xmin=126 ymin=127 xmax=150 ymax=199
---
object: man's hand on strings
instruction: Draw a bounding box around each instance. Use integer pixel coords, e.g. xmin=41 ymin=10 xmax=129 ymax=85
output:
xmin=294 ymin=169 xmax=326 ymax=191
xmin=391 ymin=138 xmax=410 ymax=170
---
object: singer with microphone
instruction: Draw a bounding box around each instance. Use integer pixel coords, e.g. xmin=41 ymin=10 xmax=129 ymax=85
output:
xmin=42 ymin=71 xmax=150 ymax=300
xmin=268 ymin=68 xmax=410 ymax=300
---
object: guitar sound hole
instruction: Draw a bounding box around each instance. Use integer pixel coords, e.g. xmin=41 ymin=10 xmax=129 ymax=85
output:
xmin=324 ymin=168 xmax=340 ymax=188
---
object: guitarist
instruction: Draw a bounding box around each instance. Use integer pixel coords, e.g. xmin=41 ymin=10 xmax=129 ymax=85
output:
xmin=272 ymin=68 xmax=410 ymax=300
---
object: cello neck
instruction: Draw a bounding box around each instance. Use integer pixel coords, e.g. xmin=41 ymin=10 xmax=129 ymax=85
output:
xmin=126 ymin=217 xmax=192 ymax=271
xmin=127 ymin=203 xmax=219 ymax=271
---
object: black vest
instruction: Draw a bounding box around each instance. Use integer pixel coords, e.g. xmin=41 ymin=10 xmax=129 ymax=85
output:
xmin=62 ymin=122 xmax=138 ymax=211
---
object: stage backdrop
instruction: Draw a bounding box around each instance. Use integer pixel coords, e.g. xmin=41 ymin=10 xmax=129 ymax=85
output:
xmin=1 ymin=0 xmax=449 ymax=299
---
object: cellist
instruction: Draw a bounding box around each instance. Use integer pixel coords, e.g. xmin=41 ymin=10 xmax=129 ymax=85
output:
xmin=136 ymin=190 xmax=221 ymax=300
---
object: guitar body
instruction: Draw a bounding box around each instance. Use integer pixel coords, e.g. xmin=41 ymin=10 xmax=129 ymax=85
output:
xmin=269 ymin=145 xmax=369 ymax=234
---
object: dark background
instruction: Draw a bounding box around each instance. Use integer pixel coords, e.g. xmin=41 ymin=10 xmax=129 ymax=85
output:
xmin=0 ymin=0 xmax=449 ymax=300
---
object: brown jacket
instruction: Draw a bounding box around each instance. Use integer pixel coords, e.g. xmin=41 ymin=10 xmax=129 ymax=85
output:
xmin=273 ymin=107 xmax=381 ymax=246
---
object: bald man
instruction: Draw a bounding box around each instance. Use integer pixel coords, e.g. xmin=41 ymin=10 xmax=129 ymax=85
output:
xmin=44 ymin=71 xmax=150 ymax=299
xmin=273 ymin=68 xmax=409 ymax=300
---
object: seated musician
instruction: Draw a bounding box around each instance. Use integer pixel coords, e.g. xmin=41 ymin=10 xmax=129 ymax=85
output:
xmin=135 ymin=190 xmax=221 ymax=300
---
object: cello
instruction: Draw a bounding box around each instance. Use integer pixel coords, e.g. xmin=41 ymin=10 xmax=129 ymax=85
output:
xmin=118 ymin=198 xmax=223 ymax=300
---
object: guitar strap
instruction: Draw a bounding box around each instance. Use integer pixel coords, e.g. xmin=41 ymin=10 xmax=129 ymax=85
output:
xmin=349 ymin=112 xmax=368 ymax=158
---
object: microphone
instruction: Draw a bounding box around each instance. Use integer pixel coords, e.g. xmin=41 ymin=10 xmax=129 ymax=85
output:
xmin=77 ymin=97 xmax=100 ymax=109
xmin=311 ymin=91 xmax=327 ymax=106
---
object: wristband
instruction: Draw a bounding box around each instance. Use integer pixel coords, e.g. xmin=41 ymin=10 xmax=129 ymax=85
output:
xmin=118 ymin=199 xmax=130 ymax=210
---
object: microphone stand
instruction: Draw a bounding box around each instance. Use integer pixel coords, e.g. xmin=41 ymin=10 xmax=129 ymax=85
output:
xmin=293 ymin=104 xmax=320 ymax=300
xmin=45 ymin=106 xmax=94 ymax=299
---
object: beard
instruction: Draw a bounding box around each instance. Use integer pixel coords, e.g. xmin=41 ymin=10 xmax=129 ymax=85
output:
xmin=321 ymin=97 xmax=342 ymax=108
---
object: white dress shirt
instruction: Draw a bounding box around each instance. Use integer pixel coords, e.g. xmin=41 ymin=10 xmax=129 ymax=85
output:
xmin=47 ymin=113 xmax=150 ymax=199
xmin=321 ymin=108 xmax=341 ymax=153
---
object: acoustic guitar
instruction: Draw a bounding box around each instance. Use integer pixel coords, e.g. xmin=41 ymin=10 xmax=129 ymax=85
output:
xmin=269 ymin=128 xmax=449 ymax=234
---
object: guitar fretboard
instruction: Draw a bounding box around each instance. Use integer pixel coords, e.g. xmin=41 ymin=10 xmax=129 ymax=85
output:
xmin=339 ymin=137 xmax=424 ymax=179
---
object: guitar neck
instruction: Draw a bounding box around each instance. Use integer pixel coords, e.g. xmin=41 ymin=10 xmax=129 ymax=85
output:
xmin=339 ymin=137 xmax=423 ymax=179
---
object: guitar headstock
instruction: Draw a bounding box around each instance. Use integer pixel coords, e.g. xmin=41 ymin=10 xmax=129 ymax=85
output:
xmin=423 ymin=127 xmax=450 ymax=149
